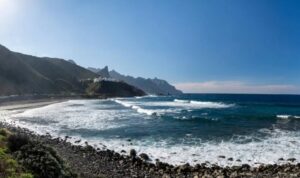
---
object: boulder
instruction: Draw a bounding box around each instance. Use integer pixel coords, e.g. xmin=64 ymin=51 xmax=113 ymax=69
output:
xmin=139 ymin=153 xmax=150 ymax=161
xmin=130 ymin=149 xmax=137 ymax=157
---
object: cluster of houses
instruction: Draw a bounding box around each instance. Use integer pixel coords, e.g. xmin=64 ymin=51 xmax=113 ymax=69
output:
xmin=93 ymin=77 xmax=119 ymax=83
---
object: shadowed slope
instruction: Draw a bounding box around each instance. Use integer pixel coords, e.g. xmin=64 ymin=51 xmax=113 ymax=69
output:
xmin=0 ymin=44 xmax=98 ymax=95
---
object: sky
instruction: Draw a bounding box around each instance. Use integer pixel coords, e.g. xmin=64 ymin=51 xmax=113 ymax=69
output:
xmin=0 ymin=0 xmax=300 ymax=94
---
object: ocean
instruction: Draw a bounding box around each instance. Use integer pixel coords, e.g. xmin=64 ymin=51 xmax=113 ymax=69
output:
xmin=2 ymin=94 xmax=300 ymax=167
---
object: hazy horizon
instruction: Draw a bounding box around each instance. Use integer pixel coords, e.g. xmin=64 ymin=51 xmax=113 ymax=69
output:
xmin=1 ymin=0 xmax=300 ymax=94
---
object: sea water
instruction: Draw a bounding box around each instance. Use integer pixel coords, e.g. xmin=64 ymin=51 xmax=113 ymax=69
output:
xmin=2 ymin=94 xmax=300 ymax=167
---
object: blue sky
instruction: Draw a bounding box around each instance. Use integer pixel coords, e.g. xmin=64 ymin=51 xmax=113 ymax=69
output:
xmin=0 ymin=0 xmax=300 ymax=94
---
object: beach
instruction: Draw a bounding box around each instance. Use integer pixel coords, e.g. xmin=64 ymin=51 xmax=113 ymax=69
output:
xmin=1 ymin=96 xmax=300 ymax=177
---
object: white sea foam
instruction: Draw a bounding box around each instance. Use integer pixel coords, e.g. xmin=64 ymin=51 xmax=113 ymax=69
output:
xmin=277 ymin=115 xmax=300 ymax=119
xmin=60 ymin=128 xmax=300 ymax=167
xmin=190 ymin=100 xmax=233 ymax=108
xmin=142 ymin=100 xmax=233 ymax=109
xmin=174 ymin=99 xmax=234 ymax=108
xmin=132 ymin=105 xmax=157 ymax=116
xmin=135 ymin=95 xmax=158 ymax=99
xmin=6 ymin=100 xmax=133 ymax=135
xmin=174 ymin=99 xmax=189 ymax=103
xmin=113 ymin=99 xmax=157 ymax=116
xmin=112 ymin=98 xmax=233 ymax=116
xmin=114 ymin=99 xmax=133 ymax=108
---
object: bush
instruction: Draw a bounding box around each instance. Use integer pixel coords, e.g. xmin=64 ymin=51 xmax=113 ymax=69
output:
xmin=0 ymin=150 xmax=33 ymax=178
xmin=4 ymin=132 xmax=76 ymax=178
xmin=0 ymin=128 xmax=10 ymax=137
xmin=0 ymin=148 xmax=6 ymax=158
xmin=14 ymin=142 xmax=77 ymax=178
xmin=7 ymin=134 xmax=30 ymax=152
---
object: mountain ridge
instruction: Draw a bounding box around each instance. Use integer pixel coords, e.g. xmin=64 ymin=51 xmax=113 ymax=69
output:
xmin=88 ymin=66 xmax=182 ymax=95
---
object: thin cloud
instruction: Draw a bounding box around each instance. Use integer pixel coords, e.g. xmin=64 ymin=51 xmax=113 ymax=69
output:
xmin=174 ymin=81 xmax=300 ymax=94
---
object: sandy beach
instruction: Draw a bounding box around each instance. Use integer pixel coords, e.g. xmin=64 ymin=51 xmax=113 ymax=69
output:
xmin=0 ymin=99 xmax=67 ymax=111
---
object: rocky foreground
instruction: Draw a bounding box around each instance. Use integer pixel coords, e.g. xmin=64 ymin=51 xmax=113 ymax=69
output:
xmin=1 ymin=122 xmax=300 ymax=178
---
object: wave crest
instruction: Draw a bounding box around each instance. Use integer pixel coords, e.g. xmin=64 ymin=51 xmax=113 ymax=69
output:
xmin=113 ymin=99 xmax=157 ymax=116
xmin=277 ymin=115 xmax=300 ymax=119
xmin=174 ymin=99 xmax=233 ymax=108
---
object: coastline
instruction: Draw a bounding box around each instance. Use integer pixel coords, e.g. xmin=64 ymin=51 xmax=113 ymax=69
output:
xmin=1 ymin=122 xmax=300 ymax=178
xmin=0 ymin=99 xmax=299 ymax=177
xmin=0 ymin=99 xmax=67 ymax=111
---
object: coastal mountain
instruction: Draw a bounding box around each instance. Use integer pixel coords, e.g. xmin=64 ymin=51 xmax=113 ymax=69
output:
xmin=87 ymin=66 xmax=182 ymax=95
xmin=0 ymin=44 xmax=144 ymax=97
xmin=109 ymin=69 xmax=182 ymax=95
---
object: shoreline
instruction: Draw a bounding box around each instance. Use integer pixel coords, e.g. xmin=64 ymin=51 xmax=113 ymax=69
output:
xmin=0 ymin=95 xmax=79 ymax=110
xmin=1 ymin=99 xmax=300 ymax=177
xmin=1 ymin=122 xmax=300 ymax=178
xmin=0 ymin=99 xmax=67 ymax=111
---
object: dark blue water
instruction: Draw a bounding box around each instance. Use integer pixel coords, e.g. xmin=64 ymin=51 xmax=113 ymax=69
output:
xmin=106 ymin=94 xmax=300 ymax=141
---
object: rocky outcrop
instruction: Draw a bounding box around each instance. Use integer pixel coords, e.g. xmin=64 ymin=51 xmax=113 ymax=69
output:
xmin=87 ymin=66 xmax=110 ymax=78
xmin=83 ymin=80 xmax=146 ymax=97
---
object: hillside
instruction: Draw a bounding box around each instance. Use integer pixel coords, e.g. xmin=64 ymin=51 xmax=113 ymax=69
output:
xmin=0 ymin=44 xmax=98 ymax=95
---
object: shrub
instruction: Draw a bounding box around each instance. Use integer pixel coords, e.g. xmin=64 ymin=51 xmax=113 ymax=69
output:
xmin=6 ymin=158 xmax=18 ymax=168
xmin=7 ymin=134 xmax=30 ymax=152
xmin=0 ymin=148 xmax=6 ymax=158
xmin=15 ymin=142 xmax=77 ymax=178
xmin=0 ymin=128 xmax=10 ymax=137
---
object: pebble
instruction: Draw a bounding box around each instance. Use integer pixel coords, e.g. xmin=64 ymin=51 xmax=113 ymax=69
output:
xmin=228 ymin=157 xmax=233 ymax=161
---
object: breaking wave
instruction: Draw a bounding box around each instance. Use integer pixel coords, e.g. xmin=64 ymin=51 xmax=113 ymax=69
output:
xmin=277 ymin=115 xmax=300 ymax=119
xmin=174 ymin=99 xmax=234 ymax=108
xmin=113 ymin=99 xmax=157 ymax=116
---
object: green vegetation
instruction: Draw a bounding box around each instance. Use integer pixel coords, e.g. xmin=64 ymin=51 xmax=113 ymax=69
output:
xmin=0 ymin=128 xmax=77 ymax=178
xmin=84 ymin=80 xmax=145 ymax=97
xmin=0 ymin=128 xmax=34 ymax=178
